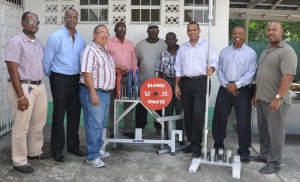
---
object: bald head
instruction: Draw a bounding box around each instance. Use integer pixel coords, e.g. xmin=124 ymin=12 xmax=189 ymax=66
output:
xmin=65 ymin=9 xmax=78 ymax=17
xmin=267 ymin=20 xmax=283 ymax=45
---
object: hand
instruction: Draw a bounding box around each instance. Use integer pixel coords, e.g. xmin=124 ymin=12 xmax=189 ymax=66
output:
xmin=175 ymin=84 xmax=181 ymax=100
xmin=121 ymin=66 xmax=129 ymax=74
xmin=251 ymin=98 xmax=257 ymax=107
xmin=90 ymin=92 xmax=99 ymax=106
xmin=227 ymin=83 xmax=237 ymax=93
xmin=269 ymin=99 xmax=281 ymax=112
xmin=232 ymin=89 xmax=240 ymax=96
xmin=206 ymin=67 xmax=214 ymax=76
xmin=18 ymin=97 xmax=30 ymax=111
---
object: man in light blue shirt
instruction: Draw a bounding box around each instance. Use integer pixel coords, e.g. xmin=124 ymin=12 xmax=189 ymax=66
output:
xmin=43 ymin=9 xmax=86 ymax=162
xmin=212 ymin=26 xmax=257 ymax=164
xmin=174 ymin=22 xmax=218 ymax=158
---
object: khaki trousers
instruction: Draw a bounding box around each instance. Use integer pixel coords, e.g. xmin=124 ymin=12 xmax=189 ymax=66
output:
xmin=8 ymin=82 xmax=47 ymax=166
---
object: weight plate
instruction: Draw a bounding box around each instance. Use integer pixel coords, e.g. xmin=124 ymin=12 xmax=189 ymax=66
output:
xmin=140 ymin=78 xmax=172 ymax=110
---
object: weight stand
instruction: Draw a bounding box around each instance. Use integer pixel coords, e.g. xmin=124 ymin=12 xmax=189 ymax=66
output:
xmin=188 ymin=148 xmax=241 ymax=179
xmin=102 ymin=99 xmax=183 ymax=155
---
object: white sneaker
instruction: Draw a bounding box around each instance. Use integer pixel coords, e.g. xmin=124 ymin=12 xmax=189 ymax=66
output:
xmin=86 ymin=157 xmax=105 ymax=168
xmin=99 ymin=150 xmax=110 ymax=158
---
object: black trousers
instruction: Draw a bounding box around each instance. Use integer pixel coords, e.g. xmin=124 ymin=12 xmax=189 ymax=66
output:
xmin=212 ymin=86 xmax=252 ymax=157
xmin=135 ymin=104 xmax=161 ymax=129
xmin=165 ymin=77 xmax=184 ymax=138
xmin=50 ymin=72 xmax=81 ymax=155
xmin=180 ymin=76 xmax=209 ymax=153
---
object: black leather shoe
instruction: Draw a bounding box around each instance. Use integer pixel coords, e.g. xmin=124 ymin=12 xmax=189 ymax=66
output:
xmin=13 ymin=164 xmax=34 ymax=174
xmin=179 ymin=141 xmax=186 ymax=146
xmin=250 ymin=155 xmax=267 ymax=163
xmin=53 ymin=153 xmax=65 ymax=162
xmin=109 ymin=133 xmax=114 ymax=138
xmin=28 ymin=153 xmax=50 ymax=160
xmin=182 ymin=145 xmax=193 ymax=153
xmin=259 ymin=164 xmax=280 ymax=174
xmin=68 ymin=149 xmax=85 ymax=156
xmin=192 ymin=152 xmax=201 ymax=158
xmin=240 ymin=156 xmax=250 ymax=164
xmin=123 ymin=132 xmax=135 ymax=139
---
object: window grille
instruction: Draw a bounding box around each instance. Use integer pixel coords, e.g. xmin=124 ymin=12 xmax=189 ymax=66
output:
xmin=80 ymin=0 xmax=109 ymax=22
xmin=5 ymin=0 xmax=23 ymax=6
xmin=130 ymin=0 xmax=160 ymax=23
xmin=184 ymin=0 xmax=215 ymax=24
xmin=44 ymin=0 xmax=75 ymax=24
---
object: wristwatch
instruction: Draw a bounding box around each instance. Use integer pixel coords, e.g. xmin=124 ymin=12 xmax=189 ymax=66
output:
xmin=275 ymin=94 xmax=283 ymax=100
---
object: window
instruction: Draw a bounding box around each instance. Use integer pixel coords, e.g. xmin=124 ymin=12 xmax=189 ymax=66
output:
xmin=131 ymin=0 xmax=160 ymax=23
xmin=80 ymin=0 xmax=108 ymax=22
xmin=184 ymin=0 xmax=214 ymax=24
xmin=5 ymin=0 xmax=23 ymax=6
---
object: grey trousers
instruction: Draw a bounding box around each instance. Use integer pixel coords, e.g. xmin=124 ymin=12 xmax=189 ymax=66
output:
xmin=256 ymin=99 xmax=290 ymax=165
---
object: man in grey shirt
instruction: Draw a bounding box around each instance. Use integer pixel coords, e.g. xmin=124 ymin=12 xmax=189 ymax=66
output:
xmin=251 ymin=21 xmax=297 ymax=174
xmin=135 ymin=23 xmax=167 ymax=136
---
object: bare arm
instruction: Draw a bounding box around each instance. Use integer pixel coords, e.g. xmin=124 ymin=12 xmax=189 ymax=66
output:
xmin=5 ymin=61 xmax=29 ymax=111
xmin=174 ymin=76 xmax=181 ymax=100
xmin=270 ymin=74 xmax=294 ymax=112
xmin=206 ymin=66 xmax=215 ymax=76
xmin=83 ymin=72 xmax=99 ymax=106
xmin=115 ymin=64 xmax=129 ymax=74
xmin=251 ymin=90 xmax=257 ymax=107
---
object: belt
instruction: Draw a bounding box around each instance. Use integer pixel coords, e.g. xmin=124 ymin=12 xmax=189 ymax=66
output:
xmin=20 ymin=80 xmax=42 ymax=85
xmin=184 ymin=75 xmax=206 ymax=80
xmin=79 ymin=83 xmax=110 ymax=93
xmin=51 ymin=71 xmax=80 ymax=77
xmin=165 ymin=76 xmax=175 ymax=79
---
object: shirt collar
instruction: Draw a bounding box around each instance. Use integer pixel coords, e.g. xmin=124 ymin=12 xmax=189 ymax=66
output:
xmin=20 ymin=31 xmax=37 ymax=42
xmin=166 ymin=44 xmax=179 ymax=55
xmin=187 ymin=38 xmax=205 ymax=47
xmin=112 ymin=36 xmax=129 ymax=43
xmin=92 ymin=40 xmax=106 ymax=50
xmin=277 ymin=40 xmax=286 ymax=48
xmin=63 ymin=26 xmax=78 ymax=37
xmin=231 ymin=43 xmax=246 ymax=50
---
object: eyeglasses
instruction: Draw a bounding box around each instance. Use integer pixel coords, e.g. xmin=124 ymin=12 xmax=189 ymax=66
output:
xmin=95 ymin=31 xmax=110 ymax=36
xmin=25 ymin=19 xmax=40 ymax=25
xmin=148 ymin=28 xmax=159 ymax=33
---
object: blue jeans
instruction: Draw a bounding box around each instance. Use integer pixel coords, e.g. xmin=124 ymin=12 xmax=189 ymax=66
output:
xmin=79 ymin=87 xmax=110 ymax=160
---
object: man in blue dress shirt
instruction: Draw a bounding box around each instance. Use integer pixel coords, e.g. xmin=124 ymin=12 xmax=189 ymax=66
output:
xmin=174 ymin=22 xmax=218 ymax=158
xmin=43 ymin=9 xmax=86 ymax=162
xmin=212 ymin=26 xmax=257 ymax=163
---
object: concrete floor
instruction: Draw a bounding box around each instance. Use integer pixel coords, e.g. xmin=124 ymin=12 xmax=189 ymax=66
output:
xmin=0 ymin=126 xmax=300 ymax=182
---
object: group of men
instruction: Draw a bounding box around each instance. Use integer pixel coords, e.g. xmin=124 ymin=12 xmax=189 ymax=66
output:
xmin=4 ymin=8 xmax=297 ymax=176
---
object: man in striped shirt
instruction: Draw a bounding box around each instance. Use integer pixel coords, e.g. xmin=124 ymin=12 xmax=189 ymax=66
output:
xmin=5 ymin=11 xmax=47 ymax=174
xmin=79 ymin=24 xmax=115 ymax=168
xmin=155 ymin=32 xmax=184 ymax=144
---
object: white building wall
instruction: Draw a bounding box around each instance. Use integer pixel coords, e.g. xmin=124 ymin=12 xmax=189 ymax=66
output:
xmin=24 ymin=0 xmax=230 ymax=106
xmin=0 ymin=0 xmax=24 ymax=136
